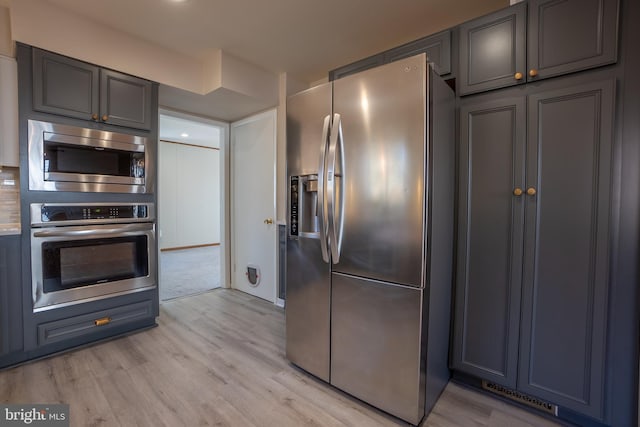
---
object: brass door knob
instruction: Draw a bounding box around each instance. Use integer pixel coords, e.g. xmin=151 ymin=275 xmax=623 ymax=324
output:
xmin=91 ymin=113 xmax=98 ymax=120
xmin=264 ymin=218 xmax=274 ymax=225
xmin=526 ymin=187 xmax=537 ymax=196
xmin=529 ymin=69 xmax=539 ymax=78
xmin=514 ymin=72 xmax=524 ymax=80
xmin=513 ymin=187 xmax=523 ymax=196
xmin=102 ymin=114 xmax=109 ymax=121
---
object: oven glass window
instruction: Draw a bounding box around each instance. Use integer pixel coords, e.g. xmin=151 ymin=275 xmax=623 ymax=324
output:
xmin=43 ymin=142 xmax=145 ymax=178
xmin=41 ymin=236 xmax=149 ymax=293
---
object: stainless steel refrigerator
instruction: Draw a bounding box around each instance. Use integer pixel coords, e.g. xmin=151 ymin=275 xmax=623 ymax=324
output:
xmin=285 ymin=54 xmax=454 ymax=425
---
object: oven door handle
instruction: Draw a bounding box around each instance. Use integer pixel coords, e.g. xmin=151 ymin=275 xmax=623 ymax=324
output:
xmin=32 ymin=223 xmax=154 ymax=237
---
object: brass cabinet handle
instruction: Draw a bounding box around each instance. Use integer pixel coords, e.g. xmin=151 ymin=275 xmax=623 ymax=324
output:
xmin=91 ymin=113 xmax=99 ymax=120
xmin=102 ymin=114 xmax=109 ymax=122
xmin=264 ymin=218 xmax=274 ymax=225
xmin=514 ymin=72 xmax=524 ymax=80
xmin=526 ymin=187 xmax=537 ymax=196
xmin=513 ymin=187 xmax=523 ymax=196
xmin=529 ymin=69 xmax=539 ymax=78
xmin=94 ymin=317 xmax=112 ymax=326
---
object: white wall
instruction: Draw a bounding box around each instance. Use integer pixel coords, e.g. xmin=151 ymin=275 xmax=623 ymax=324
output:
xmin=158 ymin=141 xmax=221 ymax=250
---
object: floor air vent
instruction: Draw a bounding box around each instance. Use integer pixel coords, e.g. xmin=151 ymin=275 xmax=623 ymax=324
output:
xmin=481 ymin=380 xmax=558 ymax=416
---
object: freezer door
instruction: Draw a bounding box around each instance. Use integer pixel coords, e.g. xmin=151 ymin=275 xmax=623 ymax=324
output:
xmin=331 ymin=273 xmax=425 ymax=424
xmin=286 ymin=83 xmax=332 ymax=177
xmin=332 ymin=55 xmax=427 ymax=287
xmin=285 ymin=237 xmax=331 ymax=381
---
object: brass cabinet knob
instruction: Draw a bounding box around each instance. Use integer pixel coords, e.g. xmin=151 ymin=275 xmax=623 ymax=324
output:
xmin=513 ymin=187 xmax=523 ymax=196
xmin=91 ymin=113 xmax=98 ymax=120
xmin=526 ymin=187 xmax=537 ymax=196
xmin=102 ymin=114 xmax=109 ymax=121
xmin=529 ymin=69 xmax=539 ymax=78
xmin=264 ymin=218 xmax=274 ymax=225
xmin=94 ymin=317 xmax=111 ymax=326
xmin=514 ymin=72 xmax=524 ymax=80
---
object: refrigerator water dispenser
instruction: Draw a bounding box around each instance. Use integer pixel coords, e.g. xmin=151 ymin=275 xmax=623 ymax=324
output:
xmin=290 ymin=175 xmax=319 ymax=236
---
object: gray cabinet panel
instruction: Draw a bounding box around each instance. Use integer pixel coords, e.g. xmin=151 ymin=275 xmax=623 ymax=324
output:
xmin=32 ymin=49 xmax=99 ymax=121
xmin=100 ymin=69 xmax=152 ymax=131
xmin=0 ymin=235 xmax=22 ymax=356
xmin=459 ymin=3 xmax=527 ymax=95
xmin=528 ymin=0 xmax=619 ymax=81
xmin=452 ymin=96 xmax=526 ymax=387
xmin=384 ymin=30 xmax=452 ymax=75
xmin=518 ymin=79 xmax=614 ymax=419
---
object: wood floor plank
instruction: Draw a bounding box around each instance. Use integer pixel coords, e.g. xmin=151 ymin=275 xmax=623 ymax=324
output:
xmin=0 ymin=289 xmax=565 ymax=427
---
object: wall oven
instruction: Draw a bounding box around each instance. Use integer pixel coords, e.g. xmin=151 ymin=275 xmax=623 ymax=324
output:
xmin=28 ymin=119 xmax=153 ymax=193
xmin=30 ymin=203 xmax=156 ymax=312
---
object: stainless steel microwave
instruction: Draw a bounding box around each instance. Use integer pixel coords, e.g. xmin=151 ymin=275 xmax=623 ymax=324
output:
xmin=28 ymin=119 xmax=153 ymax=193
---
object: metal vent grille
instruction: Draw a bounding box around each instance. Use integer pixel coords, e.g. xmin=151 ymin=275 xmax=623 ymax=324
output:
xmin=481 ymin=380 xmax=558 ymax=416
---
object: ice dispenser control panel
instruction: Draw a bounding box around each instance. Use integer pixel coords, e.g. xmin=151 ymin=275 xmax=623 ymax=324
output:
xmin=290 ymin=177 xmax=299 ymax=236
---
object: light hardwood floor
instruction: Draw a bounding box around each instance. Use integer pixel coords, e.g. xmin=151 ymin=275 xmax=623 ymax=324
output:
xmin=0 ymin=289 xmax=565 ymax=426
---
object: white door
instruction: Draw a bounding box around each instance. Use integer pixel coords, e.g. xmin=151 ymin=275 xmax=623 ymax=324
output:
xmin=231 ymin=109 xmax=277 ymax=302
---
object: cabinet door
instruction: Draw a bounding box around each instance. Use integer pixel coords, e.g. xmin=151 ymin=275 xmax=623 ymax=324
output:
xmin=528 ymin=0 xmax=619 ymax=81
xmin=32 ymin=48 xmax=100 ymax=121
xmin=100 ymin=69 xmax=152 ymax=130
xmin=519 ymin=79 xmax=614 ymax=420
xmin=328 ymin=53 xmax=385 ymax=81
xmin=384 ymin=30 xmax=452 ymax=76
xmin=459 ymin=3 xmax=527 ymax=95
xmin=0 ymin=236 xmax=22 ymax=356
xmin=452 ymin=95 xmax=526 ymax=387
xmin=0 ymin=56 xmax=19 ymax=167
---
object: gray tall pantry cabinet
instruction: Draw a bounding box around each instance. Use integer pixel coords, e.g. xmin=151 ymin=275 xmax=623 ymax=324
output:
xmin=453 ymin=76 xmax=614 ymax=420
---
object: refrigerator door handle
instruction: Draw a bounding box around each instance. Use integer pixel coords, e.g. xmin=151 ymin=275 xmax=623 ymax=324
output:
xmin=318 ymin=114 xmax=331 ymax=263
xmin=327 ymin=113 xmax=345 ymax=264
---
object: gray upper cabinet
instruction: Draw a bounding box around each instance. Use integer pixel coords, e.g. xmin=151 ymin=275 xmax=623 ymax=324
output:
xmin=518 ymin=78 xmax=614 ymax=420
xmin=0 ymin=235 xmax=22 ymax=357
xmin=100 ymin=69 xmax=152 ymax=130
xmin=527 ymin=0 xmax=619 ymax=81
xmin=452 ymin=95 xmax=526 ymax=388
xmin=329 ymin=30 xmax=452 ymax=81
xmin=33 ymin=48 xmax=152 ymax=131
xmin=453 ymin=76 xmax=614 ymax=421
xmin=384 ymin=30 xmax=452 ymax=75
xmin=459 ymin=0 xmax=619 ymax=95
xmin=32 ymin=48 xmax=100 ymax=121
xmin=329 ymin=54 xmax=385 ymax=81
xmin=459 ymin=3 xmax=527 ymax=95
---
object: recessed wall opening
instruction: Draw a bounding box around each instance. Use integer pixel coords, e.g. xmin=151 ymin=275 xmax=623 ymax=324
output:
xmin=158 ymin=112 xmax=226 ymax=301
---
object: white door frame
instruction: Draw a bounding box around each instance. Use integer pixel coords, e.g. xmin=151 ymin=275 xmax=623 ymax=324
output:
xmin=158 ymin=108 xmax=232 ymax=290
xmin=230 ymin=108 xmax=278 ymax=303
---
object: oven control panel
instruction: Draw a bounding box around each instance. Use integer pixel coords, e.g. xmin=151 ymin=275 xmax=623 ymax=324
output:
xmin=31 ymin=203 xmax=155 ymax=226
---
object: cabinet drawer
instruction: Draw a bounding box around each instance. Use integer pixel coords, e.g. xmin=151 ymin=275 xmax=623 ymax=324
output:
xmin=37 ymin=300 xmax=153 ymax=346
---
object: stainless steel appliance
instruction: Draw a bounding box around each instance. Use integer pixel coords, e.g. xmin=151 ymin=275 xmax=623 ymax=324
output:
xmin=28 ymin=119 xmax=152 ymax=193
xmin=285 ymin=54 xmax=455 ymax=425
xmin=30 ymin=202 xmax=156 ymax=312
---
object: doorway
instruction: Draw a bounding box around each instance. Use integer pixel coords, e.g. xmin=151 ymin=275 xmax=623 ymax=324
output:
xmin=158 ymin=112 xmax=228 ymax=301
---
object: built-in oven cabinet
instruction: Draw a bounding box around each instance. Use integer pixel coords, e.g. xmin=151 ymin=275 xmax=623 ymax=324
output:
xmin=0 ymin=235 xmax=23 ymax=358
xmin=32 ymin=48 xmax=153 ymax=131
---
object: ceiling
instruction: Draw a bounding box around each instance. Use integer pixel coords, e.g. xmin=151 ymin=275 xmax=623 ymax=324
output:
xmin=38 ymin=0 xmax=508 ymax=84
xmin=159 ymin=114 xmax=222 ymax=148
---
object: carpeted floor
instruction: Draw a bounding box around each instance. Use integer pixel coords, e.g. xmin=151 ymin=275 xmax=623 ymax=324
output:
xmin=159 ymin=245 xmax=221 ymax=301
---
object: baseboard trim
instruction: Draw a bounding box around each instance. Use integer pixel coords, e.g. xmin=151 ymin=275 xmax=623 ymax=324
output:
xmin=161 ymin=243 xmax=220 ymax=252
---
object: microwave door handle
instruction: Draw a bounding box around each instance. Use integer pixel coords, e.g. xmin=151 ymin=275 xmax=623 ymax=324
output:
xmin=327 ymin=113 xmax=344 ymax=264
xmin=318 ymin=114 xmax=331 ymax=263
xmin=33 ymin=223 xmax=153 ymax=238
